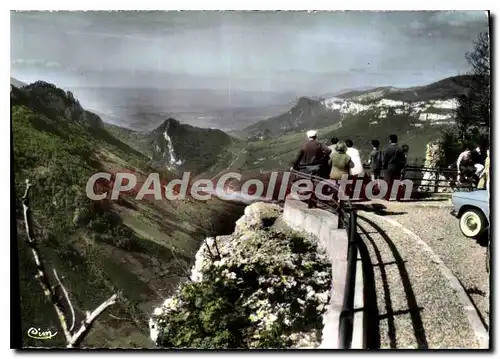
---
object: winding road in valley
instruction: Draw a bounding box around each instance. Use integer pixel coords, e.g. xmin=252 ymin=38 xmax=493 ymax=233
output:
xmin=210 ymin=145 xmax=249 ymax=182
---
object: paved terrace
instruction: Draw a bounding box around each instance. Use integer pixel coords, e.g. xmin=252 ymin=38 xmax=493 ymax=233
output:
xmin=284 ymin=194 xmax=489 ymax=349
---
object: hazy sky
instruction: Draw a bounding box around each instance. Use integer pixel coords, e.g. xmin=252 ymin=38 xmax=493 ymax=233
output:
xmin=11 ymin=11 xmax=489 ymax=94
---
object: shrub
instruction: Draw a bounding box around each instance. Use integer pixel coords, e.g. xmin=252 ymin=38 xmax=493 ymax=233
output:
xmin=150 ymin=229 xmax=332 ymax=349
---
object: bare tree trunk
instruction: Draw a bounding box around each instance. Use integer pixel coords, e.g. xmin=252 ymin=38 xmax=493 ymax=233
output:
xmin=21 ymin=179 xmax=119 ymax=348
xmin=210 ymin=224 xmax=222 ymax=260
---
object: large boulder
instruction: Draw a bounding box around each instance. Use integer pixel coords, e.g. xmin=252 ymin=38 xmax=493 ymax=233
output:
xmin=234 ymin=202 xmax=282 ymax=235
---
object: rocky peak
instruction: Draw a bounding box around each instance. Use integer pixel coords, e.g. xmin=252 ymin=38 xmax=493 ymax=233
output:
xmin=152 ymin=118 xmax=180 ymax=136
xmin=295 ymin=97 xmax=320 ymax=108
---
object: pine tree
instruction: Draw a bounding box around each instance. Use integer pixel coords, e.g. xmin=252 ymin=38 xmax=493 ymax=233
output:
xmin=455 ymin=31 xmax=490 ymax=142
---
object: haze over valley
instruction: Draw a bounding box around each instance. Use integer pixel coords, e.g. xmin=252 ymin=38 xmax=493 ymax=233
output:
xmin=63 ymin=86 xmax=300 ymax=132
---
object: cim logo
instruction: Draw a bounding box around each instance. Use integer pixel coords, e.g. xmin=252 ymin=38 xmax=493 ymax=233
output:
xmin=27 ymin=327 xmax=58 ymax=340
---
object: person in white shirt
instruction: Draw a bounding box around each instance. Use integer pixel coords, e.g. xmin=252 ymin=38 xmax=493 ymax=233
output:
xmin=345 ymin=139 xmax=364 ymax=177
xmin=456 ymin=147 xmax=473 ymax=183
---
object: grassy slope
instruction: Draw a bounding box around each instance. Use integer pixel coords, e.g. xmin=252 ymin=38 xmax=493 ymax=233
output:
xmin=228 ymin=113 xmax=446 ymax=173
xmin=102 ymin=122 xmax=153 ymax=159
xmin=12 ymin=85 xmax=246 ymax=348
xmin=327 ymin=111 xmax=447 ymax=164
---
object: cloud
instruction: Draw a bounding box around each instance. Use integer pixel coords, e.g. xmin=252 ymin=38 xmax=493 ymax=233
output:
xmin=10 ymin=11 xmax=491 ymax=93
xmin=12 ymin=58 xmax=62 ymax=68
xmin=432 ymin=11 xmax=489 ymax=26
xmin=400 ymin=11 xmax=488 ymax=41
xmin=65 ymin=30 xmax=156 ymax=43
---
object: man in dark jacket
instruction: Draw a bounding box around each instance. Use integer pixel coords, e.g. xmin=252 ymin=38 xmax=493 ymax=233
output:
xmin=368 ymin=139 xmax=383 ymax=180
xmin=401 ymin=144 xmax=409 ymax=179
xmin=382 ymin=134 xmax=406 ymax=199
xmin=291 ymin=130 xmax=331 ymax=175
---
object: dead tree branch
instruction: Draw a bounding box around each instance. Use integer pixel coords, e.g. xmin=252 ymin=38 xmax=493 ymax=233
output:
xmin=210 ymin=224 xmax=222 ymax=260
xmin=52 ymin=268 xmax=75 ymax=332
xmin=67 ymin=293 xmax=118 ymax=348
xmin=203 ymin=239 xmax=215 ymax=259
xmin=169 ymin=247 xmax=192 ymax=282
xmin=21 ymin=179 xmax=119 ymax=348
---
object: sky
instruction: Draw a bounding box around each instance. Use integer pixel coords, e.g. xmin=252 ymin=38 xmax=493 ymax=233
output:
xmin=10 ymin=10 xmax=490 ymax=94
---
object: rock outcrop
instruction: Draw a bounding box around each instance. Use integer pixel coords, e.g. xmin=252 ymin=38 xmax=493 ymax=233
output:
xmin=234 ymin=202 xmax=282 ymax=235
xmin=418 ymin=141 xmax=452 ymax=193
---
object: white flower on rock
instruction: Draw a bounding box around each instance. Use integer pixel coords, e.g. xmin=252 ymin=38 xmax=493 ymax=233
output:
xmin=305 ymin=285 xmax=315 ymax=299
xmin=315 ymin=291 xmax=329 ymax=304
xmin=228 ymin=272 xmax=237 ymax=280
xmin=149 ymin=317 xmax=160 ymax=343
xmin=153 ymin=307 xmax=164 ymax=316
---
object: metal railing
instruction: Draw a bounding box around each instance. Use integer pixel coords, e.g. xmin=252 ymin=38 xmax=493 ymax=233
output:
xmin=290 ymin=169 xmax=362 ymax=349
xmin=402 ymin=165 xmax=475 ymax=192
xmin=361 ymin=164 xmax=475 ymax=192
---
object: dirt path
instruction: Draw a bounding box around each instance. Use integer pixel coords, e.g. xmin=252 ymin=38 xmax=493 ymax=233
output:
xmin=210 ymin=145 xmax=249 ymax=181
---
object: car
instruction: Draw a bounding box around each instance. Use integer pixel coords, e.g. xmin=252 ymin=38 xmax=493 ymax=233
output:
xmin=451 ymin=189 xmax=490 ymax=238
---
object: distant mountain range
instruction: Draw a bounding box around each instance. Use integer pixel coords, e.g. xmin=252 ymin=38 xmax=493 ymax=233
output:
xmin=333 ymin=75 xmax=476 ymax=102
xmin=237 ymin=75 xmax=473 ymax=140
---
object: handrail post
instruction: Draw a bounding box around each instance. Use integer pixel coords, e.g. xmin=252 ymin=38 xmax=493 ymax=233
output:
xmin=347 ymin=210 xmax=357 ymax=260
xmin=434 ymin=168 xmax=440 ymax=193
xmin=350 ymin=211 xmax=357 ymax=246
xmin=338 ymin=200 xmax=344 ymax=229
xmin=338 ymin=208 xmax=358 ymax=349
xmin=307 ymin=173 xmax=314 ymax=208
xmin=346 ymin=211 xmax=350 ymax=261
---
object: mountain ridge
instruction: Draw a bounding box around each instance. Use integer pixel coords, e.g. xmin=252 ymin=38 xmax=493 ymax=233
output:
xmin=104 ymin=117 xmax=239 ymax=175
xmin=11 ymin=76 xmax=27 ymax=88
xmin=238 ymin=74 xmax=472 ymax=140
xmin=334 ymin=74 xmax=476 ymax=102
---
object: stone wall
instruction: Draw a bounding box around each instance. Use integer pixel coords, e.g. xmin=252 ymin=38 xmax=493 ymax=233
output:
xmin=283 ymin=196 xmax=364 ymax=349
xmin=417 ymin=141 xmax=453 ymax=193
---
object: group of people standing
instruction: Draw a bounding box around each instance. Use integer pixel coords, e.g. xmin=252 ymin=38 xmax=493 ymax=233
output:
xmin=291 ymin=129 xmax=490 ymax=197
xmin=456 ymin=144 xmax=490 ymax=190
xmin=291 ymin=130 xmax=408 ymax=193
